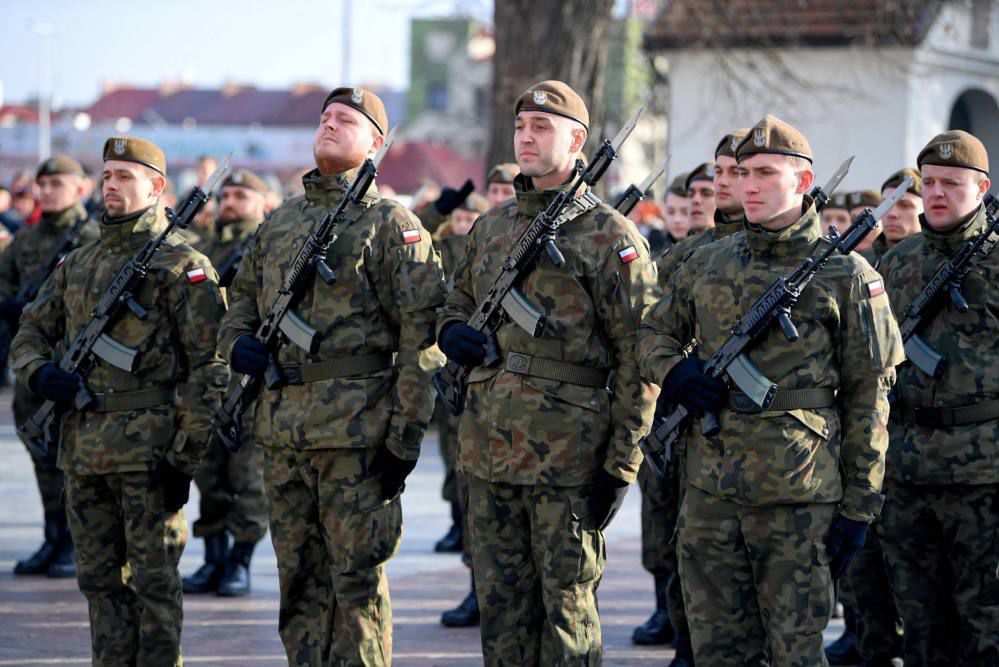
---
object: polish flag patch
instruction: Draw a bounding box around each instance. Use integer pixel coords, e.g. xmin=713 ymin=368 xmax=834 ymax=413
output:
xmin=401 ymin=229 xmax=421 ymax=244
xmin=866 ymin=279 xmax=885 ymax=297
xmin=618 ymin=246 xmax=639 ymax=264
xmin=56 ymin=255 xmax=67 ymax=268
xmin=186 ymin=267 xmax=207 ymax=284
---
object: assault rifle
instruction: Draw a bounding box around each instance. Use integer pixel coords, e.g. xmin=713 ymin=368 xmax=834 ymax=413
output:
xmin=433 ymin=107 xmax=644 ymax=415
xmin=212 ymin=128 xmax=397 ymax=452
xmin=639 ymin=176 xmax=913 ymax=478
xmin=215 ymin=231 xmax=257 ymax=288
xmin=613 ymin=155 xmax=670 ymax=216
xmin=899 ymin=192 xmax=999 ymax=377
xmin=19 ymin=158 xmax=232 ymax=457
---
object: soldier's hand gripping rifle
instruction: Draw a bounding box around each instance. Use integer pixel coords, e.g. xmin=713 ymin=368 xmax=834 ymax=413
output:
xmin=639 ymin=176 xmax=914 ymax=479
xmin=212 ymin=128 xmax=397 ymax=453
xmin=898 ymin=192 xmax=999 ymax=377
xmin=433 ymin=107 xmax=644 ymax=416
xmin=19 ymin=158 xmax=232 ymax=458
xmin=613 ymin=154 xmax=670 ymax=216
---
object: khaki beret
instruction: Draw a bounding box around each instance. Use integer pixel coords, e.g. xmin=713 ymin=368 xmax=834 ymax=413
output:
xmin=715 ymin=128 xmax=750 ymax=160
xmin=322 ymin=87 xmax=388 ymax=136
xmin=223 ymin=169 xmax=269 ymax=196
xmin=826 ymin=192 xmax=850 ymax=211
xmin=667 ymin=173 xmax=689 ymax=198
xmin=515 ymin=80 xmax=589 ymax=130
xmin=103 ymin=136 xmax=167 ymax=175
xmin=917 ymin=130 xmax=989 ymax=176
xmin=685 ymin=162 xmax=716 ymax=191
xmin=487 ymin=163 xmax=520 ymax=185
xmin=848 ymin=189 xmax=882 ymax=210
xmin=458 ymin=192 xmax=489 ymax=214
xmin=881 ymin=167 xmax=922 ymax=197
xmin=736 ymin=114 xmax=813 ymax=163
xmin=36 ymin=155 xmax=84 ymax=180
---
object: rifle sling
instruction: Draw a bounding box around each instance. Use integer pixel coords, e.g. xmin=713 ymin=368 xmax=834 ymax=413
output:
xmin=728 ymin=388 xmax=836 ymax=414
xmin=91 ymin=385 xmax=176 ymax=413
xmin=504 ymin=352 xmax=609 ymax=389
xmin=279 ymin=352 xmax=394 ymax=386
xmin=897 ymin=398 xmax=999 ymax=428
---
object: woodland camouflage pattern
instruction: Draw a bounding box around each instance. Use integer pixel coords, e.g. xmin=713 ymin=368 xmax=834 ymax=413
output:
xmin=654 ymin=210 xmax=744 ymax=290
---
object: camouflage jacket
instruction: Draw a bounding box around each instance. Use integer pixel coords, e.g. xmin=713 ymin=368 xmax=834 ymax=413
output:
xmin=859 ymin=233 xmax=889 ymax=270
xmin=880 ymin=203 xmax=999 ymax=485
xmin=655 ymin=210 xmax=744 ymax=291
xmin=417 ymin=204 xmax=448 ymax=235
xmin=10 ymin=206 xmax=229 ymax=477
xmin=199 ymin=217 xmax=259 ymax=280
xmin=638 ymin=199 xmax=904 ymax=521
xmin=435 ymin=233 xmax=468 ymax=292
xmin=437 ymin=176 xmax=659 ymax=486
xmin=218 ymin=168 xmax=446 ymax=460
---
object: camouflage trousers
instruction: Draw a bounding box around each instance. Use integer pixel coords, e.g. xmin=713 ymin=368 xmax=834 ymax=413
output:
xmin=840 ymin=527 xmax=902 ymax=660
xmin=468 ymin=476 xmax=605 ymax=666
xmin=879 ymin=480 xmax=999 ymax=665
xmin=263 ymin=445 xmax=402 ymax=667
xmin=14 ymin=381 xmax=65 ymax=522
xmin=192 ymin=437 xmax=268 ymax=544
xmin=677 ymin=485 xmax=836 ymax=667
xmin=64 ymin=471 xmax=186 ymax=667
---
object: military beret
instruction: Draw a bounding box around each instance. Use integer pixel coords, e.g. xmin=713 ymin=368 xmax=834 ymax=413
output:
xmin=736 ymin=114 xmax=813 ymax=164
xmin=36 ymin=155 xmax=84 ymax=180
xmin=917 ymin=129 xmax=989 ymax=176
xmin=515 ymin=80 xmax=589 ymax=130
xmin=667 ymin=172 xmax=689 ymax=198
xmin=685 ymin=162 xmax=716 ymax=191
xmin=321 ymin=86 xmax=388 ymax=136
xmin=487 ymin=163 xmax=520 ymax=184
xmin=102 ymin=136 xmax=167 ymax=175
xmin=826 ymin=192 xmax=850 ymax=211
xmin=881 ymin=167 xmax=922 ymax=197
xmin=715 ymin=128 xmax=750 ymax=160
xmin=848 ymin=189 xmax=882 ymax=209
xmin=222 ymin=168 xmax=269 ymax=195
xmin=458 ymin=192 xmax=489 ymax=214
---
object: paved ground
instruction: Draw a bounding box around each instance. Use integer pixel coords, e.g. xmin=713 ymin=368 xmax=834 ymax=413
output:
xmin=0 ymin=386 xmax=847 ymax=665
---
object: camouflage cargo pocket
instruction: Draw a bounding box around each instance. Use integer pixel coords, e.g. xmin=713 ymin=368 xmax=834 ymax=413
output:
xmin=328 ymin=475 xmax=402 ymax=573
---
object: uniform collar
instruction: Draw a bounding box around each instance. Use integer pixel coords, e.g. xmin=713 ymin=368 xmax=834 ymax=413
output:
xmin=513 ymin=171 xmax=587 ymax=219
xmin=744 ymin=195 xmax=820 ymax=259
xmin=215 ymin=216 xmax=259 ymax=243
xmin=920 ymin=204 xmax=986 ymax=255
xmin=100 ymin=206 xmax=165 ymax=254
xmin=39 ymin=202 xmax=86 ymax=233
xmin=302 ymin=167 xmax=380 ymax=208
xmin=713 ymin=208 xmax=745 ymax=240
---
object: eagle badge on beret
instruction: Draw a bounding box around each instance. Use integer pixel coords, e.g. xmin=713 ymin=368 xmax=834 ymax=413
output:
xmin=850 ymin=192 xmax=861 ymax=205
xmin=351 ymin=88 xmax=364 ymax=104
xmin=113 ymin=138 xmax=127 ymax=155
xmin=706 ymin=164 xmax=716 ymax=178
xmin=731 ymin=136 xmax=740 ymax=152
xmin=233 ymin=172 xmax=243 ymax=184
xmin=753 ymin=127 xmax=767 ymax=147
xmin=939 ymin=142 xmax=954 ymax=160
xmin=532 ymin=90 xmax=547 ymax=105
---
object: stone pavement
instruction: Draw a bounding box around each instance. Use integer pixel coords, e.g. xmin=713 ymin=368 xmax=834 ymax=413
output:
xmin=0 ymin=386 xmax=846 ymax=665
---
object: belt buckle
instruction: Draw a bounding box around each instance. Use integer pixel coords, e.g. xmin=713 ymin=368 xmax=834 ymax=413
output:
xmin=281 ymin=366 xmax=303 ymax=386
xmin=914 ymin=406 xmax=943 ymax=427
xmin=506 ymin=352 xmax=531 ymax=375
xmin=729 ymin=392 xmax=763 ymax=414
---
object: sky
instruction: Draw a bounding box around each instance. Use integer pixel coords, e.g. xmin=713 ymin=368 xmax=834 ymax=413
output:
xmin=0 ymin=0 xmax=492 ymax=108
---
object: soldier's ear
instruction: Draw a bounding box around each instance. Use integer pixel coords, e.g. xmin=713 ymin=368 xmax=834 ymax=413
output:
xmin=369 ymin=132 xmax=384 ymax=157
xmin=977 ymin=175 xmax=991 ymax=200
xmin=797 ymin=168 xmax=815 ymax=195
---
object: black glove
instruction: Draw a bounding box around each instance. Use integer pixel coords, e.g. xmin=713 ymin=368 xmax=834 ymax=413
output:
xmin=825 ymin=515 xmax=869 ymax=579
xmin=661 ymin=357 xmax=728 ymax=418
xmin=439 ymin=322 xmax=488 ymax=366
xmin=370 ymin=447 xmax=418 ymax=500
xmin=590 ymin=468 xmax=630 ymax=530
xmin=155 ymin=459 xmax=193 ymax=513
xmin=231 ymin=336 xmax=269 ymax=377
xmin=434 ymin=179 xmax=475 ymax=216
xmin=29 ymin=363 xmax=82 ymax=404
xmin=0 ymin=298 xmax=23 ymax=324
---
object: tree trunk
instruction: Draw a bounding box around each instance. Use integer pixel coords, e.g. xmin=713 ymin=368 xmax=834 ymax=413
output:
xmin=487 ymin=0 xmax=615 ymax=173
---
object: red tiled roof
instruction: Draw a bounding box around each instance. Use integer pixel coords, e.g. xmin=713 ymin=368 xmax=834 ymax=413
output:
xmin=0 ymin=105 xmax=39 ymax=123
xmin=85 ymin=88 xmax=162 ymax=122
xmin=644 ymin=0 xmax=944 ymax=50
xmin=378 ymin=142 xmax=485 ymax=193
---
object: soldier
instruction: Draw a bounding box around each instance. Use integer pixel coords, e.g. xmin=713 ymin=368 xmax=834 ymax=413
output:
xmin=880 ymin=167 xmax=923 ymax=248
xmin=662 ymin=172 xmax=691 ymax=251
xmin=878 ymin=130 xmax=998 ymax=665
xmin=685 ymin=162 xmax=716 ymax=236
xmin=848 ymin=189 xmax=887 ymax=266
xmin=437 ymin=80 xmax=657 ymax=665
xmin=821 ymin=192 xmax=852 ymax=236
xmin=1 ymin=155 xmax=99 ymax=578
xmin=638 ymin=115 xmax=904 ymax=664
xmin=10 ymin=136 xmax=228 ymax=666
xmin=485 ymin=163 xmax=519 ymax=208
xmin=183 ymin=168 xmax=270 ymax=597
xmin=218 ymin=87 xmax=445 ymax=666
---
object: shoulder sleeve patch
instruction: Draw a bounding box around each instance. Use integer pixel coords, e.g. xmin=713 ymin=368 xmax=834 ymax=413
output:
xmin=865 ymin=279 xmax=885 ymax=298
xmin=618 ymin=246 xmax=639 ymax=264
xmin=401 ymin=229 xmax=421 ymax=244
xmin=186 ymin=267 xmax=207 ymax=284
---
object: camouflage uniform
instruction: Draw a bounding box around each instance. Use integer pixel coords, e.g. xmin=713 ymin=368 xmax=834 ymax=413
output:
xmin=438 ymin=175 xmax=658 ymax=665
xmin=858 ymin=233 xmax=889 ymax=269
xmin=639 ymin=199 xmax=904 ymax=664
xmin=0 ymin=202 xmax=98 ymax=553
xmin=654 ymin=211 xmax=744 ymax=289
xmin=218 ymin=168 xmax=445 ymax=666
xmin=878 ymin=202 xmax=999 ymax=665
xmin=10 ymin=205 xmax=228 ymax=666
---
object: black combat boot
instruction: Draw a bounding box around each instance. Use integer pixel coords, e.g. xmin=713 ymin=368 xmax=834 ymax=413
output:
xmin=14 ymin=517 xmax=62 ymax=575
xmin=632 ymin=575 xmax=675 ymax=645
xmin=183 ymin=533 xmax=229 ymax=593
xmin=441 ymin=574 xmax=479 ymax=627
xmin=46 ymin=520 xmax=76 ymax=578
xmin=825 ymin=628 xmax=861 ymax=665
xmin=434 ymin=502 xmax=464 ymax=553
xmin=217 ymin=542 xmax=255 ymax=597
xmin=670 ymin=633 xmax=694 ymax=667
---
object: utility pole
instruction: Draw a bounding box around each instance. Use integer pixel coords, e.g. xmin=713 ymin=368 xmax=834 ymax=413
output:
xmin=33 ymin=21 xmax=54 ymax=162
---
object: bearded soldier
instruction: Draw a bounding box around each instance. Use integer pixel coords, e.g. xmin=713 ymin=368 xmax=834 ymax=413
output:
xmin=217 ymin=87 xmax=446 ymax=666
xmin=10 ymin=136 xmax=228 ymax=666
xmin=638 ymin=115 xmax=904 ymax=664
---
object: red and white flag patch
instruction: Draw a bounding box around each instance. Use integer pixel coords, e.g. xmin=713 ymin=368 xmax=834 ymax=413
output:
xmin=56 ymin=255 xmax=67 ymax=268
xmin=866 ymin=279 xmax=885 ymax=297
xmin=618 ymin=246 xmax=639 ymax=264
xmin=401 ymin=229 xmax=421 ymax=244
xmin=187 ymin=267 xmax=207 ymax=284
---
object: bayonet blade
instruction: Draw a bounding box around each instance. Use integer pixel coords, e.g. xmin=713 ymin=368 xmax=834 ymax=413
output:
xmin=818 ymin=156 xmax=853 ymax=196
xmin=204 ymin=153 xmax=233 ymax=194
xmin=372 ymin=126 xmax=397 ymax=170
xmin=637 ymin=154 xmax=671 ymax=193
xmin=870 ymin=175 xmax=914 ymax=221
xmin=610 ymin=106 xmax=644 ymax=153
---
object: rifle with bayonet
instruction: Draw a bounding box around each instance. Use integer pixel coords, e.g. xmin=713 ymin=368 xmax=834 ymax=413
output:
xmin=639 ymin=175 xmax=914 ymax=479
xmin=212 ymin=128 xmax=397 ymax=452
xmin=433 ymin=107 xmax=644 ymax=416
xmin=613 ymin=155 xmax=671 ymax=216
xmin=898 ymin=192 xmax=999 ymax=378
xmin=19 ymin=157 xmax=232 ymax=458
